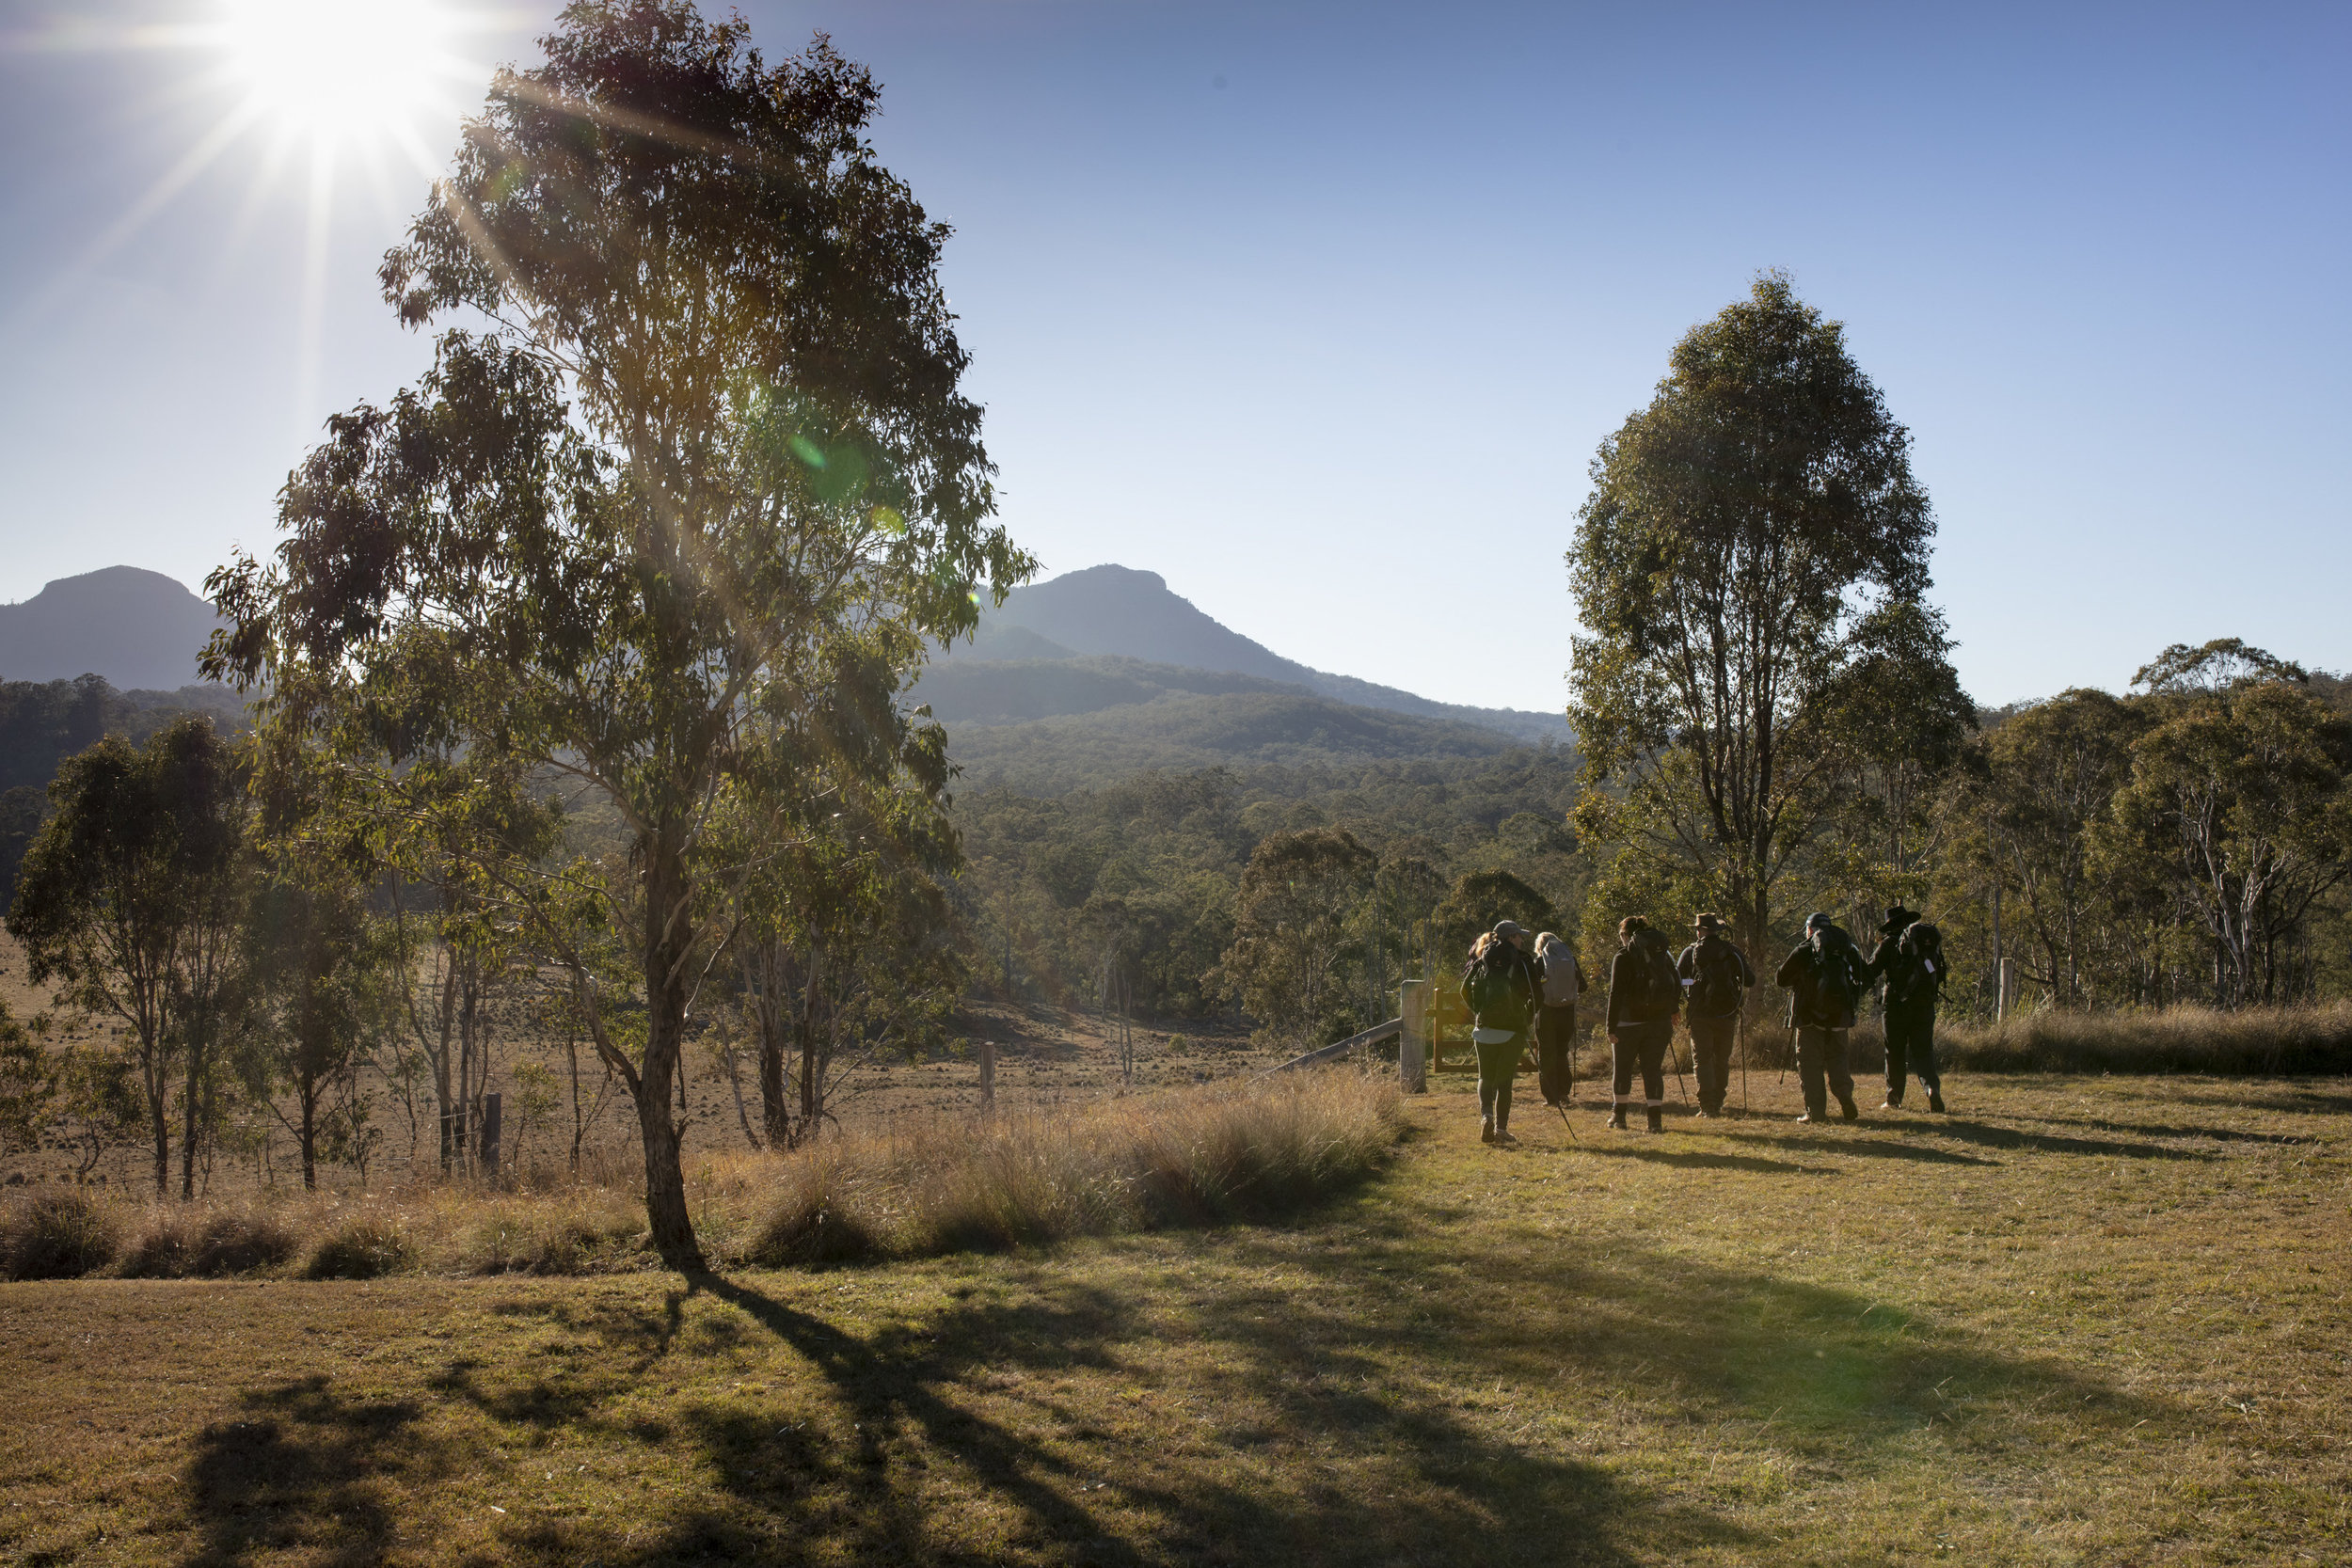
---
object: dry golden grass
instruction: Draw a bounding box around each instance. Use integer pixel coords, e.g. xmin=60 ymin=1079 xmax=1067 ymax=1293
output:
xmin=1932 ymin=1001 xmax=2352 ymax=1074
xmin=0 ymin=1072 xmax=1404 ymax=1282
xmin=2 ymin=1069 xmax=2347 ymax=1565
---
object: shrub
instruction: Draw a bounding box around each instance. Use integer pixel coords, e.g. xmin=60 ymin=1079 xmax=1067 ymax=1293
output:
xmin=1 ymin=1188 xmax=120 ymax=1280
xmin=305 ymin=1214 xmax=412 ymax=1279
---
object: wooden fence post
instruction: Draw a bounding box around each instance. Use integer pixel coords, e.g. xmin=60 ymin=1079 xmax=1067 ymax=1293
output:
xmin=478 ymin=1091 xmax=503 ymax=1177
xmin=1400 ymin=979 xmax=1428 ymax=1094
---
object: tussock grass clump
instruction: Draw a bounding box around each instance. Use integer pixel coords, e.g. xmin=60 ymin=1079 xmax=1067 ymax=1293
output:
xmin=305 ymin=1213 xmax=414 ymax=1279
xmin=746 ymin=1069 xmax=1404 ymax=1267
xmin=120 ymin=1210 xmax=298 ymax=1278
xmin=1935 ymin=1003 xmax=2352 ymax=1075
xmin=454 ymin=1193 xmax=647 ymax=1275
xmin=0 ymin=1188 xmax=121 ymax=1280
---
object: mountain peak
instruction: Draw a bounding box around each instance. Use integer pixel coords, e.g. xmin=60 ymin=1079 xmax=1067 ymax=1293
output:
xmin=0 ymin=566 xmax=225 ymax=690
xmin=957 ymin=563 xmax=1569 ymax=743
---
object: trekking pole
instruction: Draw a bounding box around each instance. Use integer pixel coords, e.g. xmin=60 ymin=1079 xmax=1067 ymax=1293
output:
xmin=1670 ymin=1026 xmax=1691 ymax=1107
xmin=1551 ymin=1098 xmax=1578 ymax=1143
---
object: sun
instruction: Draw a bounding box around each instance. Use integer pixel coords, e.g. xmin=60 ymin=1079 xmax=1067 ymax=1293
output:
xmin=217 ymin=0 xmax=463 ymax=146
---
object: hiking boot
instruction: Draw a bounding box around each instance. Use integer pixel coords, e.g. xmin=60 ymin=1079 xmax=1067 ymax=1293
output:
xmin=1927 ymin=1086 xmax=1947 ymax=1114
xmin=1607 ymin=1106 xmax=1629 ymax=1131
xmin=1836 ymin=1094 xmax=1860 ymax=1122
xmin=1494 ymin=1129 xmax=1518 ymax=1147
xmin=1480 ymin=1117 xmax=1495 ymax=1144
xmin=1697 ymin=1104 xmax=1720 ymax=1119
xmin=1645 ymin=1107 xmax=1664 ymax=1133
xmin=1796 ymin=1108 xmax=1822 ymax=1124
xmin=1879 ymin=1097 xmax=1903 ymax=1111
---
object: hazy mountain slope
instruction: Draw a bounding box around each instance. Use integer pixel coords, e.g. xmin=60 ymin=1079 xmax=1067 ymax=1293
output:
xmin=942 ymin=690 xmax=1518 ymax=795
xmin=914 ymin=656 xmax=1307 ymax=723
xmin=0 ymin=567 xmax=225 ymax=689
xmin=959 ymin=564 xmax=1568 ymax=743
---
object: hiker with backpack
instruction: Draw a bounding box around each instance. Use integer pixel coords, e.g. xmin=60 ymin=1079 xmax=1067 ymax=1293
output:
xmin=1866 ymin=905 xmax=1949 ymax=1113
xmin=1677 ymin=913 xmax=1754 ymax=1118
xmin=1533 ymin=931 xmax=1585 ymax=1109
xmin=1461 ymin=921 xmax=1546 ymax=1145
xmin=1604 ymin=915 xmax=1680 ymax=1132
xmin=1774 ymin=912 xmax=1867 ymax=1124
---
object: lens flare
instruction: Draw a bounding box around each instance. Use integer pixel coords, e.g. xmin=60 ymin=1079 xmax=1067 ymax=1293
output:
xmin=218 ymin=0 xmax=458 ymax=143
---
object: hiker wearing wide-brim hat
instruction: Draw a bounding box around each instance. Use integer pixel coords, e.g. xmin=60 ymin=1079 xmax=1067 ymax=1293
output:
xmin=1864 ymin=907 xmax=1948 ymax=1113
xmin=1676 ymin=914 xmax=1754 ymax=1117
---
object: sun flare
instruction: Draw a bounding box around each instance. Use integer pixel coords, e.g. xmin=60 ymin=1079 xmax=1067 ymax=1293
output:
xmin=218 ymin=0 xmax=460 ymax=145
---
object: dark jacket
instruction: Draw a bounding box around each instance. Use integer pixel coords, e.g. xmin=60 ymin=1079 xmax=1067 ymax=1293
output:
xmin=1606 ymin=930 xmax=1680 ymax=1032
xmin=1776 ymin=927 xmax=1864 ymax=1030
xmin=1676 ymin=935 xmax=1755 ymax=1021
xmin=1867 ymin=936 xmax=1941 ymax=1012
xmin=1465 ymin=942 xmax=1546 ymax=1033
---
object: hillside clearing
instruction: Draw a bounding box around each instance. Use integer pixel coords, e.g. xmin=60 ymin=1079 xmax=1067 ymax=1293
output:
xmin=2 ymin=1073 xmax=2345 ymax=1566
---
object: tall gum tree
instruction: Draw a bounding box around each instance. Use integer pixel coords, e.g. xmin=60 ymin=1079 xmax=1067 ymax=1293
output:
xmin=208 ymin=4 xmax=1030 ymax=1268
xmin=1568 ymin=273 xmax=1957 ymax=980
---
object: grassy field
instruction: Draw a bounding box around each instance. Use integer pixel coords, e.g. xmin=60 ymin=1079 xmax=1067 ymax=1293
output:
xmin=2 ymin=1070 xmax=2345 ymax=1566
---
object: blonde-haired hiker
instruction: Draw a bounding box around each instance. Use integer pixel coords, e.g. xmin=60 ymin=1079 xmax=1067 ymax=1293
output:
xmin=1532 ymin=931 xmax=1584 ymax=1110
xmin=1460 ymin=921 xmax=1545 ymax=1145
xmin=1605 ymin=915 xmax=1680 ymax=1132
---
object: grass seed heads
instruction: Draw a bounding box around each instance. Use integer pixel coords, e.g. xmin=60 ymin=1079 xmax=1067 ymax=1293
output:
xmin=0 ymin=1187 xmax=119 ymax=1280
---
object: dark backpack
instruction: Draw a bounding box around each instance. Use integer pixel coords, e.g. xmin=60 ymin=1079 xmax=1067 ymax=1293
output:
xmin=1463 ymin=947 xmax=1534 ymax=1029
xmin=1624 ymin=931 xmax=1681 ymax=1016
xmin=1690 ymin=938 xmax=1747 ymax=1016
xmin=1817 ymin=928 xmax=1868 ymax=1013
xmin=1899 ymin=921 xmax=1947 ymax=996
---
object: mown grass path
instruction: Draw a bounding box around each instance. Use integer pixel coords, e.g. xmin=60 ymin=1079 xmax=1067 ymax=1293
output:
xmin=3 ymin=1074 xmax=2346 ymax=1565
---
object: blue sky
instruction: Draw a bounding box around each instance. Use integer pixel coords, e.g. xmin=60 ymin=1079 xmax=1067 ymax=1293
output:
xmin=0 ymin=0 xmax=2344 ymax=712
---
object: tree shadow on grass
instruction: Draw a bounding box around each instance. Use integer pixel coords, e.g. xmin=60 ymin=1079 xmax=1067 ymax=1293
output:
xmin=537 ymin=1269 xmax=1741 ymax=1568
xmin=1731 ymin=1129 xmax=2000 ymax=1166
xmin=1576 ymin=1143 xmax=1838 ymax=1177
xmin=1909 ymin=1119 xmax=2216 ymax=1162
xmin=180 ymin=1374 xmax=453 ymax=1568
xmin=2021 ymin=1114 xmax=2319 ymax=1147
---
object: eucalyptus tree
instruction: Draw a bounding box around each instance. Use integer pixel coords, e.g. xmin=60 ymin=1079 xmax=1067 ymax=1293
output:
xmin=208 ymin=5 xmax=1028 ymax=1266
xmin=1568 ymin=273 xmax=1955 ymax=973
xmin=729 ymin=752 xmax=964 ymax=1148
xmin=6 ymin=717 xmax=250 ymax=1197
xmin=1216 ymin=829 xmax=1376 ymax=1046
xmin=2107 ymin=659 xmax=2352 ymax=1006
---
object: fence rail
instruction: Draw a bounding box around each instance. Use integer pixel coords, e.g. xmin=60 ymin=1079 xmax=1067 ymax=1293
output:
xmin=1263 ymin=1018 xmax=1403 ymax=1075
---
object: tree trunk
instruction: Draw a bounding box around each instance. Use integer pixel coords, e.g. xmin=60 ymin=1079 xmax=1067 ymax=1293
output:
xmin=759 ymin=1023 xmax=788 ymax=1148
xmin=299 ymin=1076 xmax=319 ymax=1192
xmin=147 ymin=1072 xmax=170 ymax=1198
xmin=180 ymin=1048 xmax=202 ymax=1201
xmin=637 ymin=837 xmax=705 ymax=1272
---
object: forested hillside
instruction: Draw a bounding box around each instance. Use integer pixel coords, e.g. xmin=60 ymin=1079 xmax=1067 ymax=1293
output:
xmin=0 ymin=676 xmax=248 ymax=901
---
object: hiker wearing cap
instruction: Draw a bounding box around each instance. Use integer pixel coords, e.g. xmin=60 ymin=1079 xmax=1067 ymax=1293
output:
xmin=1461 ymin=921 xmax=1545 ymax=1145
xmin=1865 ymin=906 xmax=1949 ymax=1113
xmin=1605 ymin=915 xmax=1680 ymax=1132
xmin=1775 ymin=912 xmax=1867 ymax=1123
xmin=1677 ymin=914 xmax=1754 ymax=1117
xmin=1533 ymin=931 xmax=1585 ymax=1109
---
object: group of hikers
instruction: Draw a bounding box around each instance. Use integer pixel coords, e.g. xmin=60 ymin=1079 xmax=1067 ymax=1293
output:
xmin=1459 ymin=905 xmax=1949 ymax=1144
